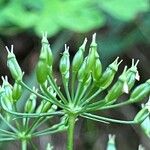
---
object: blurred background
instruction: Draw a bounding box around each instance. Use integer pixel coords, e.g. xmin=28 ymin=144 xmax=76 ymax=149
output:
xmin=0 ymin=0 xmax=150 ymax=150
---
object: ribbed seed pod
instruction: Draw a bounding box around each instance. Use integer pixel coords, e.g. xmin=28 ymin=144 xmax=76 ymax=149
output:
xmin=106 ymin=134 xmax=116 ymax=150
xmin=97 ymin=57 xmax=122 ymax=89
xmin=105 ymin=66 xmax=128 ymax=103
xmin=36 ymin=60 xmax=48 ymax=84
xmin=86 ymin=34 xmax=97 ymax=72
xmin=77 ymin=57 xmax=90 ymax=83
xmin=1 ymin=95 xmax=13 ymax=111
xmin=134 ymin=107 xmax=149 ymax=123
xmin=12 ymin=82 xmax=22 ymax=102
xmin=129 ymin=79 xmax=150 ymax=102
xmin=36 ymin=35 xmax=49 ymax=84
xmin=72 ymin=38 xmax=87 ymax=74
xmin=126 ymin=59 xmax=140 ymax=90
xmin=1 ymin=76 xmax=12 ymax=99
xmin=60 ymin=46 xmax=70 ymax=75
xmin=46 ymin=45 xmax=53 ymax=70
xmin=92 ymin=56 xmax=102 ymax=82
xmin=59 ymin=46 xmax=70 ymax=82
xmin=0 ymin=85 xmax=13 ymax=110
xmin=42 ymin=101 xmax=52 ymax=112
xmin=6 ymin=45 xmax=23 ymax=81
xmin=41 ymin=33 xmax=53 ymax=67
xmin=24 ymin=91 xmax=37 ymax=113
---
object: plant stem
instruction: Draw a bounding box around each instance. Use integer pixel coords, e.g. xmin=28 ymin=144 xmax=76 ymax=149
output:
xmin=22 ymin=140 xmax=27 ymax=150
xmin=67 ymin=114 xmax=76 ymax=150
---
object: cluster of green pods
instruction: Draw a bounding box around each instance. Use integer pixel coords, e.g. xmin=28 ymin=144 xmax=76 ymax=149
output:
xmin=0 ymin=33 xmax=149 ymax=150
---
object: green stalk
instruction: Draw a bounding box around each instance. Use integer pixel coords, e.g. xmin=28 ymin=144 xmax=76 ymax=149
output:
xmin=21 ymin=140 xmax=27 ymax=150
xmin=67 ymin=114 xmax=76 ymax=150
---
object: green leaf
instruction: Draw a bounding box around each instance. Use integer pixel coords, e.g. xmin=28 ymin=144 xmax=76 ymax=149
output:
xmin=56 ymin=0 xmax=105 ymax=32
xmin=2 ymin=1 xmax=38 ymax=28
xmin=99 ymin=0 xmax=149 ymax=21
xmin=35 ymin=0 xmax=105 ymax=36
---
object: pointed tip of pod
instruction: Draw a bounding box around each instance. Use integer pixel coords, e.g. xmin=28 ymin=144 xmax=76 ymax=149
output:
xmin=132 ymin=59 xmax=139 ymax=67
xmin=6 ymin=45 xmax=15 ymax=58
xmin=91 ymin=33 xmax=97 ymax=47
xmin=42 ymin=32 xmax=49 ymax=44
xmin=1 ymin=76 xmax=8 ymax=83
xmin=131 ymin=59 xmax=139 ymax=69
xmin=114 ymin=57 xmax=123 ymax=66
xmin=128 ymin=59 xmax=140 ymax=81
xmin=64 ymin=44 xmax=69 ymax=54
xmin=80 ymin=38 xmax=87 ymax=51
xmin=108 ymin=134 xmax=116 ymax=143
xmin=92 ymin=33 xmax=96 ymax=41
xmin=109 ymin=57 xmax=122 ymax=72
xmin=135 ymin=59 xmax=140 ymax=67
xmin=123 ymin=65 xmax=128 ymax=73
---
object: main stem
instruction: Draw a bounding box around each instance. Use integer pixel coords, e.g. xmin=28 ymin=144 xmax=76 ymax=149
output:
xmin=67 ymin=114 xmax=76 ymax=150
xmin=21 ymin=140 xmax=27 ymax=150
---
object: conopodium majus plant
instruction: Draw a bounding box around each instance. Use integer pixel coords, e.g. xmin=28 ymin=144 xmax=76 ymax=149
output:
xmin=0 ymin=33 xmax=150 ymax=150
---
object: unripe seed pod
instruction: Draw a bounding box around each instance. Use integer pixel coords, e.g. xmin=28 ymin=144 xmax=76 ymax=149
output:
xmin=92 ymin=57 xmax=102 ymax=82
xmin=6 ymin=45 xmax=23 ymax=81
xmin=46 ymin=45 xmax=53 ymax=67
xmin=105 ymin=66 xmax=128 ymax=102
xmin=24 ymin=91 xmax=37 ymax=113
xmin=2 ymin=96 xmax=13 ymax=111
xmin=97 ymin=57 xmax=122 ymax=89
xmin=41 ymin=33 xmax=53 ymax=67
xmin=77 ymin=57 xmax=90 ymax=84
xmin=59 ymin=46 xmax=70 ymax=76
xmin=1 ymin=76 xmax=12 ymax=98
xmin=1 ymin=85 xmax=13 ymax=110
xmin=42 ymin=101 xmax=52 ymax=112
xmin=86 ymin=34 xmax=97 ymax=72
xmin=107 ymin=134 xmax=116 ymax=150
xmin=36 ymin=60 xmax=48 ymax=84
xmin=12 ymin=82 xmax=22 ymax=102
xmin=72 ymin=38 xmax=87 ymax=74
xmin=126 ymin=59 xmax=140 ymax=90
xmin=36 ymin=38 xmax=49 ymax=84
xmin=134 ymin=107 xmax=149 ymax=123
xmin=83 ymin=74 xmax=91 ymax=85
xmin=129 ymin=79 xmax=150 ymax=102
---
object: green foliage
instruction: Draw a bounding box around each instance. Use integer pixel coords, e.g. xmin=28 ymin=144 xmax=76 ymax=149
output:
xmin=0 ymin=0 xmax=149 ymax=36
xmin=99 ymin=0 xmax=149 ymax=21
